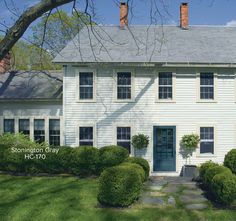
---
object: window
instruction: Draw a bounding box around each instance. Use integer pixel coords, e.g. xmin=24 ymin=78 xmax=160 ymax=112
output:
xmin=117 ymin=72 xmax=131 ymax=100
xmin=19 ymin=119 xmax=30 ymax=135
xmin=200 ymin=127 xmax=214 ymax=154
xmin=117 ymin=127 xmax=131 ymax=153
xmin=34 ymin=119 xmax=45 ymax=143
xmin=158 ymin=72 xmax=172 ymax=100
xmin=79 ymin=127 xmax=93 ymax=146
xmin=4 ymin=119 xmax=14 ymax=133
xmin=79 ymin=72 xmax=93 ymax=100
xmin=49 ymin=119 xmax=60 ymax=146
xmin=200 ymin=73 xmax=214 ymax=99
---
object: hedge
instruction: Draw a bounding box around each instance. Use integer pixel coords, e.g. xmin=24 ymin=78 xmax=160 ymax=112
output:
xmin=125 ymin=157 xmax=150 ymax=180
xmin=98 ymin=145 xmax=129 ymax=172
xmin=97 ymin=165 xmax=142 ymax=207
xmin=203 ymin=165 xmax=232 ymax=187
xmin=224 ymin=149 xmax=236 ymax=174
xmin=120 ymin=162 xmax=145 ymax=182
xmin=211 ymin=173 xmax=236 ymax=205
xmin=199 ymin=161 xmax=219 ymax=181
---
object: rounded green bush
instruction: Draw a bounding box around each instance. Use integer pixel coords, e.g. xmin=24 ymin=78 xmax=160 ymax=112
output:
xmin=125 ymin=157 xmax=150 ymax=180
xmin=199 ymin=161 xmax=219 ymax=180
xmin=120 ymin=162 xmax=145 ymax=182
xmin=211 ymin=173 xmax=236 ymax=205
xmin=204 ymin=165 xmax=232 ymax=187
xmin=97 ymin=165 xmax=142 ymax=207
xmin=71 ymin=146 xmax=99 ymax=176
xmin=98 ymin=145 xmax=129 ymax=172
xmin=224 ymin=149 xmax=236 ymax=174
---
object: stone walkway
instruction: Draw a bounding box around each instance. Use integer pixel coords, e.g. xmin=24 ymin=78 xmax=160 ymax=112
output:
xmin=139 ymin=176 xmax=209 ymax=210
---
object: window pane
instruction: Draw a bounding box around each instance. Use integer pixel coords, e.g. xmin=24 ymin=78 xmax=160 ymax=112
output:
xmin=34 ymin=119 xmax=45 ymax=143
xmin=200 ymin=127 xmax=214 ymax=154
xmin=159 ymin=72 xmax=172 ymax=85
xmin=79 ymin=72 xmax=93 ymax=85
xmin=200 ymin=73 xmax=214 ymax=85
xmin=117 ymin=86 xmax=131 ymax=99
xmin=200 ymin=87 xmax=214 ymax=99
xmin=79 ymin=72 xmax=93 ymax=100
xmin=117 ymin=72 xmax=131 ymax=86
xmin=158 ymin=73 xmax=173 ymax=100
xmin=79 ymin=87 xmax=93 ymax=99
xmin=49 ymin=119 xmax=60 ymax=146
xmin=19 ymin=119 xmax=30 ymax=135
xmin=79 ymin=127 xmax=93 ymax=146
xmin=4 ymin=119 xmax=14 ymax=133
xmin=117 ymin=127 xmax=131 ymax=153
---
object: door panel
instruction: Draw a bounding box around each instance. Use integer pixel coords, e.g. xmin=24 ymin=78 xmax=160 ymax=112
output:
xmin=153 ymin=126 xmax=176 ymax=171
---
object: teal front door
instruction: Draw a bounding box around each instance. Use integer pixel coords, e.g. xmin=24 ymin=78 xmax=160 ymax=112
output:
xmin=153 ymin=126 xmax=176 ymax=171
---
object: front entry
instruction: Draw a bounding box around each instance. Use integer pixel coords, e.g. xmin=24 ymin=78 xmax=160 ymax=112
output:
xmin=153 ymin=126 xmax=176 ymax=171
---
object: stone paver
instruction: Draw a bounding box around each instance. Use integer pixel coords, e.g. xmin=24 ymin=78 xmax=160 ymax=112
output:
xmin=185 ymin=203 xmax=208 ymax=210
xmin=179 ymin=195 xmax=208 ymax=204
xmin=139 ymin=176 xmax=209 ymax=210
xmin=142 ymin=197 xmax=165 ymax=205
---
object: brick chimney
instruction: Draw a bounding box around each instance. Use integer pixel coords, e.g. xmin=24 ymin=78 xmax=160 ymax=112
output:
xmin=120 ymin=2 xmax=128 ymax=28
xmin=180 ymin=2 xmax=188 ymax=29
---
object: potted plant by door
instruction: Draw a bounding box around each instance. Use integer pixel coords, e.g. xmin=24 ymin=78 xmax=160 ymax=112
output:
xmin=132 ymin=134 xmax=149 ymax=157
xmin=180 ymin=134 xmax=200 ymax=178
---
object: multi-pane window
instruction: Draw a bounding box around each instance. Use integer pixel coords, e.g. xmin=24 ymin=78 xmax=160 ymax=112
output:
xmin=79 ymin=72 xmax=93 ymax=100
xmin=200 ymin=73 xmax=214 ymax=99
xmin=79 ymin=127 xmax=93 ymax=146
xmin=19 ymin=119 xmax=30 ymax=135
xmin=34 ymin=119 xmax=45 ymax=143
xmin=4 ymin=119 xmax=14 ymax=133
xmin=117 ymin=127 xmax=131 ymax=153
xmin=158 ymin=72 xmax=172 ymax=99
xmin=117 ymin=72 xmax=131 ymax=99
xmin=49 ymin=119 xmax=60 ymax=146
xmin=200 ymin=127 xmax=214 ymax=154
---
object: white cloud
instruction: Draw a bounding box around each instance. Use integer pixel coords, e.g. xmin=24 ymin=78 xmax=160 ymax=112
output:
xmin=226 ymin=20 xmax=236 ymax=27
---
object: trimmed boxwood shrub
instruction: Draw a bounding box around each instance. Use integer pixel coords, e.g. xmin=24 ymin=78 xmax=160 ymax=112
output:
xmin=211 ymin=173 xmax=236 ymax=205
xmin=70 ymin=146 xmax=99 ymax=176
xmin=224 ymin=149 xmax=236 ymax=174
xmin=125 ymin=157 xmax=150 ymax=180
xmin=97 ymin=165 xmax=142 ymax=207
xmin=204 ymin=165 xmax=232 ymax=187
xmin=98 ymin=145 xmax=129 ymax=172
xmin=120 ymin=162 xmax=145 ymax=182
xmin=199 ymin=161 xmax=219 ymax=180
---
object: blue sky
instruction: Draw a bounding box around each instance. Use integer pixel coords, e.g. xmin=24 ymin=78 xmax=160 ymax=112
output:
xmin=0 ymin=0 xmax=236 ymax=39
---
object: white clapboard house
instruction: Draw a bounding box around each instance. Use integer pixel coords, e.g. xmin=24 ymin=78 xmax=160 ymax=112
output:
xmin=1 ymin=2 xmax=236 ymax=175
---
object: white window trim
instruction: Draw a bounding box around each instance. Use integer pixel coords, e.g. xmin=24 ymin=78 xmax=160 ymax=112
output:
xmin=113 ymin=69 xmax=135 ymax=103
xmin=76 ymin=68 xmax=96 ymax=103
xmin=196 ymin=72 xmax=218 ymax=103
xmin=113 ymin=123 xmax=134 ymax=155
xmin=0 ymin=116 xmax=63 ymax=146
xmin=155 ymin=71 xmax=176 ymax=103
xmin=77 ymin=123 xmax=96 ymax=147
xmin=196 ymin=124 xmax=217 ymax=158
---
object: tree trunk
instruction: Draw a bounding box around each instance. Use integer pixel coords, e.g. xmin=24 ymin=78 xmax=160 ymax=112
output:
xmin=0 ymin=0 xmax=74 ymax=60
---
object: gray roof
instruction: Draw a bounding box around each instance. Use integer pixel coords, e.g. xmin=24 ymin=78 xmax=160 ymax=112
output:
xmin=0 ymin=71 xmax=62 ymax=100
xmin=53 ymin=25 xmax=236 ymax=64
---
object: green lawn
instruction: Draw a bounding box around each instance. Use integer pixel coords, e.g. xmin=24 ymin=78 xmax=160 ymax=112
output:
xmin=0 ymin=174 xmax=235 ymax=221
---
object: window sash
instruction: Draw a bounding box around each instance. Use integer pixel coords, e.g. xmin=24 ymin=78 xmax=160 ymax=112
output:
xmin=49 ymin=119 xmax=60 ymax=146
xmin=34 ymin=119 xmax=45 ymax=143
xmin=200 ymin=127 xmax=214 ymax=154
xmin=79 ymin=127 xmax=93 ymax=146
xmin=19 ymin=119 xmax=30 ymax=135
xmin=79 ymin=72 xmax=93 ymax=100
xmin=4 ymin=119 xmax=15 ymax=133
xmin=117 ymin=72 xmax=132 ymax=100
xmin=158 ymin=73 xmax=173 ymax=100
xmin=117 ymin=127 xmax=131 ymax=153
xmin=200 ymin=73 xmax=214 ymax=100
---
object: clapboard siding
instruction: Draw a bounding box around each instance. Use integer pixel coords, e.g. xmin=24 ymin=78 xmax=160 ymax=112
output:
xmin=64 ymin=65 xmax=236 ymax=173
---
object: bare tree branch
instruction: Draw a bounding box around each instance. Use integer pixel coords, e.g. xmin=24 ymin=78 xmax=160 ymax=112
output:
xmin=0 ymin=0 xmax=74 ymax=60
